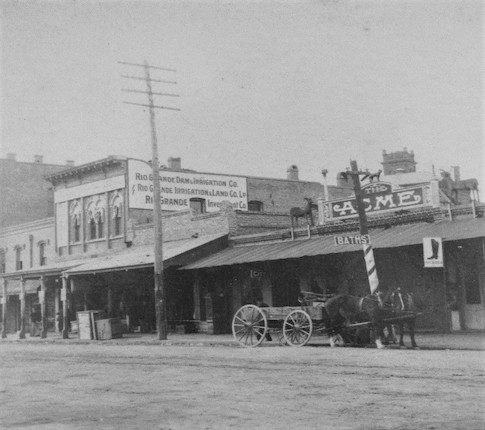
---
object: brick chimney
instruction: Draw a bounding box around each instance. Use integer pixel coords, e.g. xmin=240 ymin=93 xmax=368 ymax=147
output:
xmin=168 ymin=157 xmax=182 ymax=170
xmin=452 ymin=166 xmax=461 ymax=182
xmin=33 ymin=155 xmax=43 ymax=163
xmin=65 ymin=160 xmax=75 ymax=167
xmin=287 ymin=165 xmax=299 ymax=180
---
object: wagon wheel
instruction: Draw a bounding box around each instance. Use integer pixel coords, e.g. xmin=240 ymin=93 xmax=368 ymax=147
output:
xmin=232 ymin=305 xmax=268 ymax=347
xmin=283 ymin=309 xmax=313 ymax=347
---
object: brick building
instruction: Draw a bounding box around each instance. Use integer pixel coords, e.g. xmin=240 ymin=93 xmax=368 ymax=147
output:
xmin=0 ymin=154 xmax=74 ymax=228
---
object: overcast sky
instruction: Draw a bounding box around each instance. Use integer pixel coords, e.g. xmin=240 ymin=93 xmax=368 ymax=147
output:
xmin=1 ymin=0 xmax=482 ymax=188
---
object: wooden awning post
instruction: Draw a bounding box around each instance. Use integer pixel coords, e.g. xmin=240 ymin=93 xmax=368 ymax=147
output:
xmin=61 ymin=276 xmax=69 ymax=339
xmin=193 ymin=272 xmax=201 ymax=322
xmin=40 ymin=275 xmax=47 ymax=339
xmin=17 ymin=277 xmax=26 ymax=339
xmin=1 ymin=278 xmax=7 ymax=338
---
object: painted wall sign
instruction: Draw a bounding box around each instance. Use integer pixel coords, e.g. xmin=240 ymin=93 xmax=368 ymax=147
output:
xmin=127 ymin=159 xmax=248 ymax=212
xmin=330 ymin=182 xmax=429 ymax=219
xmin=423 ymin=237 xmax=443 ymax=268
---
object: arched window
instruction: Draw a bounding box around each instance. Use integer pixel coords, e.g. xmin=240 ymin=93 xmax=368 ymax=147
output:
xmin=0 ymin=249 xmax=5 ymax=273
xmin=248 ymin=200 xmax=263 ymax=212
xmin=39 ymin=242 xmax=46 ymax=266
xmin=15 ymin=246 xmax=23 ymax=271
xmin=110 ymin=192 xmax=123 ymax=237
xmin=70 ymin=200 xmax=82 ymax=243
xmin=86 ymin=198 xmax=105 ymax=240
xmin=190 ymin=198 xmax=206 ymax=215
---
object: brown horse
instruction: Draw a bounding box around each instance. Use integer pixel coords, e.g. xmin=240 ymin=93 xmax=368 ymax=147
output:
xmin=387 ymin=288 xmax=419 ymax=349
xmin=323 ymin=294 xmax=387 ymax=349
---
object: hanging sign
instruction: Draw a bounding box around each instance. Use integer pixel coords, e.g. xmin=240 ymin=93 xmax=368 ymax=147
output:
xmin=60 ymin=288 xmax=67 ymax=301
xmin=38 ymin=290 xmax=45 ymax=304
xmin=423 ymin=237 xmax=443 ymax=268
xmin=334 ymin=234 xmax=370 ymax=245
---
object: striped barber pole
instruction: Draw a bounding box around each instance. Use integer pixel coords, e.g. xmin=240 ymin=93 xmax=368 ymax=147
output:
xmin=363 ymin=243 xmax=379 ymax=293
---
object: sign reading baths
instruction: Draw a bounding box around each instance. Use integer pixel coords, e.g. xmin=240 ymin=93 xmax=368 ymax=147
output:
xmin=128 ymin=159 xmax=248 ymax=212
xmin=330 ymin=182 xmax=431 ymax=219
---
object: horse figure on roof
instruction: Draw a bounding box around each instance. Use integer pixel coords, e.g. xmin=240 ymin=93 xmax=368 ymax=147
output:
xmin=290 ymin=197 xmax=314 ymax=229
xmin=323 ymin=293 xmax=387 ymax=349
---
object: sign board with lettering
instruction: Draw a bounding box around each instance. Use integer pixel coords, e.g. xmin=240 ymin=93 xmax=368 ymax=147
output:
xmin=127 ymin=159 xmax=248 ymax=212
xmin=334 ymin=234 xmax=370 ymax=246
xmin=423 ymin=237 xmax=443 ymax=268
xmin=330 ymin=182 xmax=431 ymax=220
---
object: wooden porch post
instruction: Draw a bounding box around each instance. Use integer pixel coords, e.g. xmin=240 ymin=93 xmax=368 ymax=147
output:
xmin=54 ymin=283 xmax=61 ymax=333
xmin=61 ymin=276 xmax=69 ymax=339
xmin=193 ymin=271 xmax=200 ymax=322
xmin=1 ymin=278 xmax=7 ymax=338
xmin=17 ymin=277 xmax=26 ymax=339
xmin=40 ymin=275 xmax=47 ymax=339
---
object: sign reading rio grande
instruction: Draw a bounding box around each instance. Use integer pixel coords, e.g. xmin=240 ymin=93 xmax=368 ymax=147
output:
xmin=127 ymin=159 xmax=248 ymax=212
xmin=330 ymin=182 xmax=430 ymax=219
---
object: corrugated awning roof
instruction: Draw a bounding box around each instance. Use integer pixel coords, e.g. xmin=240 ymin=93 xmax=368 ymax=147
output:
xmin=63 ymin=233 xmax=227 ymax=275
xmin=1 ymin=258 xmax=89 ymax=280
xmin=181 ymin=217 xmax=485 ymax=270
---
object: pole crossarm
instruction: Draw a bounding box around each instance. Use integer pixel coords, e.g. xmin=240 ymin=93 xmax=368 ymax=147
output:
xmin=123 ymin=101 xmax=180 ymax=111
xmin=122 ymin=88 xmax=179 ymax=97
xmin=118 ymin=61 xmax=176 ymax=72
xmin=121 ymin=75 xmax=177 ymax=84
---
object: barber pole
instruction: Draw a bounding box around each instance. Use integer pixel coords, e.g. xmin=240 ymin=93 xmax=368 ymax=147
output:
xmin=347 ymin=160 xmax=380 ymax=294
xmin=363 ymin=243 xmax=379 ymax=293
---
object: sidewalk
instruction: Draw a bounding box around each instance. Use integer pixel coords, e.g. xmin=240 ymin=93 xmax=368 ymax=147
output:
xmin=2 ymin=331 xmax=485 ymax=350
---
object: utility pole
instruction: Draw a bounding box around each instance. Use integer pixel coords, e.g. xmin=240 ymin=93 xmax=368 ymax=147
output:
xmin=346 ymin=160 xmax=379 ymax=294
xmin=120 ymin=60 xmax=180 ymax=340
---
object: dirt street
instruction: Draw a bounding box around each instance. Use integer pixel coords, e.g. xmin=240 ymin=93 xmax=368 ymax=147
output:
xmin=0 ymin=342 xmax=483 ymax=430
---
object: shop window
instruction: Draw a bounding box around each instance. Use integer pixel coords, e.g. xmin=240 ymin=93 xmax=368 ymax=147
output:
xmin=39 ymin=242 xmax=47 ymax=266
xmin=15 ymin=247 xmax=23 ymax=271
xmin=190 ymin=198 xmax=206 ymax=215
xmin=248 ymin=200 xmax=263 ymax=212
xmin=464 ymin=268 xmax=481 ymax=304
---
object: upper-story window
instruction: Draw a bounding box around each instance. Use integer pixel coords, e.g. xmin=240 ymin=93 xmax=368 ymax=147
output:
xmin=15 ymin=246 xmax=23 ymax=271
xmin=248 ymin=200 xmax=263 ymax=212
xmin=0 ymin=249 xmax=5 ymax=273
xmin=110 ymin=192 xmax=123 ymax=237
xmin=86 ymin=198 xmax=105 ymax=240
xmin=39 ymin=242 xmax=47 ymax=266
xmin=70 ymin=200 xmax=82 ymax=243
xmin=190 ymin=198 xmax=206 ymax=215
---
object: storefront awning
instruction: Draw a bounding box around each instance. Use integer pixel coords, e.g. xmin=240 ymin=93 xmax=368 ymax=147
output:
xmin=63 ymin=233 xmax=228 ymax=276
xmin=181 ymin=217 xmax=485 ymax=270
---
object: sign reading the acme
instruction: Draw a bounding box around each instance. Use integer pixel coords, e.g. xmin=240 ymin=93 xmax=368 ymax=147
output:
xmin=127 ymin=159 xmax=248 ymax=212
xmin=330 ymin=182 xmax=430 ymax=219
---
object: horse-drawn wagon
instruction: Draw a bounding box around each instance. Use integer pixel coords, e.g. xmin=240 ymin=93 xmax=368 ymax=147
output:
xmin=231 ymin=290 xmax=419 ymax=349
